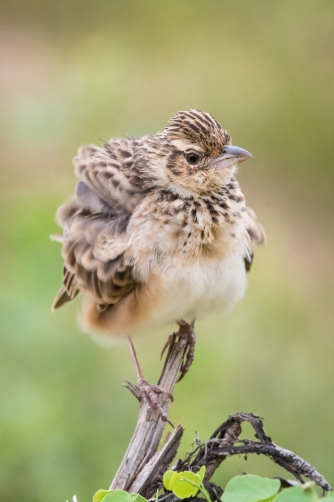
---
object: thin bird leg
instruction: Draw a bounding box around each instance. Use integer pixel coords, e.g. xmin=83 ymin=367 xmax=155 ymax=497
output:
xmin=161 ymin=320 xmax=196 ymax=382
xmin=127 ymin=337 xmax=174 ymax=424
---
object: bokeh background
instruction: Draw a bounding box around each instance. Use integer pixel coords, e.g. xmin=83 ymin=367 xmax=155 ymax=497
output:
xmin=1 ymin=1 xmax=334 ymax=500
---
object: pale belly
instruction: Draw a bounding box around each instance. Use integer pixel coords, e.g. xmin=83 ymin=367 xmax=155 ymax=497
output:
xmin=147 ymin=250 xmax=248 ymax=326
xmin=85 ymin=231 xmax=249 ymax=339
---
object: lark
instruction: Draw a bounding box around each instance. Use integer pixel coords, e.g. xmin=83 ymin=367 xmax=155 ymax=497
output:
xmin=52 ymin=110 xmax=265 ymax=420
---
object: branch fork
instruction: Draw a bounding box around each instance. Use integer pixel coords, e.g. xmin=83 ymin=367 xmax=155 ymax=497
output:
xmin=109 ymin=328 xmax=332 ymax=498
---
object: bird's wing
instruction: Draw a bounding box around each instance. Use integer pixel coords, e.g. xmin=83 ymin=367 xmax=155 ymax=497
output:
xmin=52 ymin=267 xmax=80 ymax=310
xmin=52 ymin=137 xmax=151 ymax=311
xmin=73 ymin=137 xmax=147 ymax=213
xmin=244 ymin=206 xmax=266 ymax=245
xmin=243 ymin=206 xmax=266 ymax=272
xmin=52 ymin=184 xmax=139 ymax=311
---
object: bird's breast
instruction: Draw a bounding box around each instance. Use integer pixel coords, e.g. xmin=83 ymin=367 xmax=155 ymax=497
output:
xmin=138 ymin=235 xmax=248 ymax=327
xmin=128 ymin=192 xmax=250 ymax=329
xmin=160 ymin=251 xmax=246 ymax=321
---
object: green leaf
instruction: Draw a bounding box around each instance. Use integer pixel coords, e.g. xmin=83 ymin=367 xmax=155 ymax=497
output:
xmin=163 ymin=468 xmax=207 ymax=499
xmin=222 ymin=475 xmax=280 ymax=502
xmin=130 ymin=495 xmax=148 ymax=502
xmin=163 ymin=470 xmax=176 ymax=491
xmin=172 ymin=471 xmax=201 ymax=499
xmin=93 ymin=489 xmax=111 ymax=502
xmin=93 ymin=490 xmax=148 ymax=502
xmin=274 ymin=485 xmax=318 ymax=502
xmin=100 ymin=490 xmax=133 ymax=502
xmin=198 ymin=466 xmax=206 ymax=482
xmin=102 ymin=495 xmax=120 ymax=502
xmin=164 ymin=471 xmax=202 ymax=499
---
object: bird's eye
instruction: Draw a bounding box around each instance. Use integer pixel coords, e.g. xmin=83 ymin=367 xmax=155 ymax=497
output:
xmin=184 ymin=151 xmax=201 ymax=165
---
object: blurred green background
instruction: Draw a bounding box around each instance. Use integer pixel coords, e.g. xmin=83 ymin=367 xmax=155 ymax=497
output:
xmin=1 ymin=1 xmax=334 ymax=500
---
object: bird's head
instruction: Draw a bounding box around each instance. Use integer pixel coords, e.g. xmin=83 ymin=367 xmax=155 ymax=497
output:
xmin=156 ymin=109 xmax=252 ymax=195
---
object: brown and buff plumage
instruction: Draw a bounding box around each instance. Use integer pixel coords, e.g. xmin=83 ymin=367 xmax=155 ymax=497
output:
xmin=52 ymin=110 xmax=265 ymax=340
xmin=52 ymin=110 xmax=266 ymax=419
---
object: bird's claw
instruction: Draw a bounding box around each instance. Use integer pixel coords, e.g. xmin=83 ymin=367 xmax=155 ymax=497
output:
xmin=161 ymin=320 xmax=196 ymax=383
xmin=137 ymin=377 xmax=174 ymax=426
xmin=177 ymin=320 xmax=196 ymax=382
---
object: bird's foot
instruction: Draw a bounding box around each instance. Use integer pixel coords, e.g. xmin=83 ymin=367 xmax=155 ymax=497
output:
xmin=176 ymin=320 xmax=196 ymax=382
xmin=137 ymin=377 xmax=174 ymax=426
xmin=161 ymin=320 xmax=196 ymax=383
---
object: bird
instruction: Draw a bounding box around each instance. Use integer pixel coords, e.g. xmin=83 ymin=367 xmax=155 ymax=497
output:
xmin=52 ymin=109 xmax=265 ymax=420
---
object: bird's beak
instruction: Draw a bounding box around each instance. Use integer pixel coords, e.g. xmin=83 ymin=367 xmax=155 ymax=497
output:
xmin=209 ymin=145 xmax=253 ymax=171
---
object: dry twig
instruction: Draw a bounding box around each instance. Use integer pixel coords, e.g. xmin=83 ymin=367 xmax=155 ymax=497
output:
xmin=176 ymin=412 xmax=332 ymax=493
xmin=109 ymin=330 xmax=332 ymax=498
xmin=110 ymin=330 xmax=189 ymax=495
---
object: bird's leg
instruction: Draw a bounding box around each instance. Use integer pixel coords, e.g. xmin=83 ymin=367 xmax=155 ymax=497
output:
xmin=161 ymin=320 xmax=196 ymax=382
xmin=127 ymin=337 xmax=173 ymax=425
xmin=177 ymin=320 xmax=196 ymax=381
